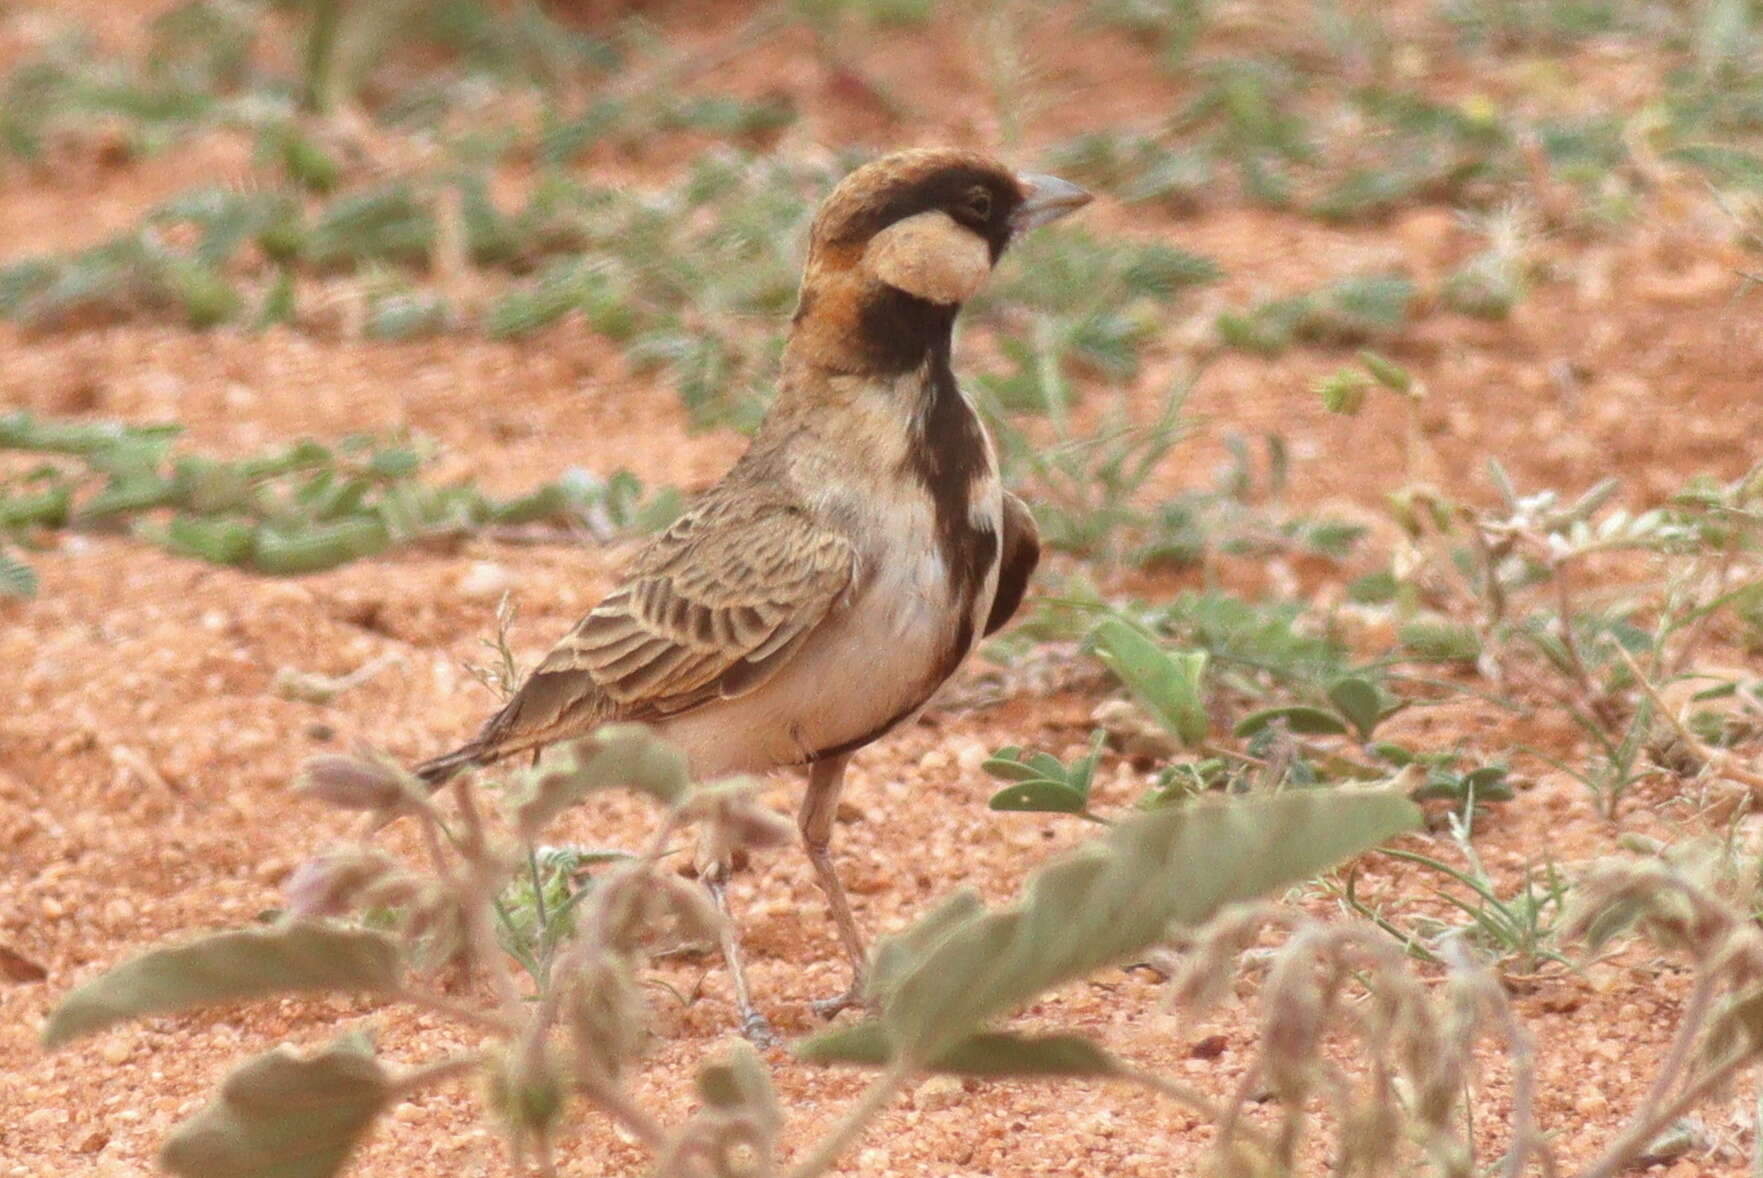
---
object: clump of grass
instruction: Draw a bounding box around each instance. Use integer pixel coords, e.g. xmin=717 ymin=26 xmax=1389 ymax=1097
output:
xmin=1441 ymin=204 xmax=1536 ymax=320
xmin=1216 ymin=272 xmax=1416 ymax=356
xmin=978 ymin=229 xmax=1222 ymax=407
xmin=0 ymin=411 xmax=679 ymax=592
xmin=983 ymin=372 xmax=1196 ymax=564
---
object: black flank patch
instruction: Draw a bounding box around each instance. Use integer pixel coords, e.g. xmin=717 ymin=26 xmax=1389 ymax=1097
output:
xmin=985 ymin=512 xmax=1040 ymax=637
xmin=911 ymin=335 xmax=1000 ymax=681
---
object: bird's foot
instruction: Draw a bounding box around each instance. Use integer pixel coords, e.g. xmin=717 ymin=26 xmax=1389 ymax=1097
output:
xmin=739 ymin=1009 xmax=780 ymax=1048
xmin=809 ymin=982 xmax=873 ymax=1021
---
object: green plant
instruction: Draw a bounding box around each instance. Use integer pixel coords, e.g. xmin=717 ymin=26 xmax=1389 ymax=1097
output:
xmin=1042 ymin=130 xmax=1214 ymax=209
xmin=983 ymin=371 xmax=1196 ymax=563
xmin=1133 ymin=431 xmax=1370 ymax=570
xmin=1403 ymin=461 xmax=1763 ymax=815
xmin=979 ymin=230 xmax=1220 ymax=394
xmin=43 ymin=725 xmax=1420 ymax=1177
xmin=0 ymin=412 xmax=679 ymax=591
xmin=984 ymin=731 xmax=1110 ymax=820
xmin=1216 ymin=272 xmax=1416 ymax=355
xmin=810 ymin=816 xmax=1763 ymax=1177
xmin=1440 ymin=205 xmax=1534 ymax=320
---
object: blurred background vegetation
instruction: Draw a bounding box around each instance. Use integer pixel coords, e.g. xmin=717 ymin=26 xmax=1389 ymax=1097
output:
xmin=3 ymin=0 xmax=1760 ymax=590
xmin=8 ymin=2 xmax=1763 ymax=1175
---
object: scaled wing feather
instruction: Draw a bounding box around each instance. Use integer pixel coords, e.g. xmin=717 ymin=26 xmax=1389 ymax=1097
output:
xmin=489 ymin=493 xmax=857 ymax=751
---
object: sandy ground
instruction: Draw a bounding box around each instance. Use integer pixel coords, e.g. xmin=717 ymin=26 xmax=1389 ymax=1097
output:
xmin=3 ymin=1 xmax=1763 ymax=1175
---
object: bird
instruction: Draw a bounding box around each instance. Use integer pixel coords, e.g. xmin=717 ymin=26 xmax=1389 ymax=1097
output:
xmin=415 ymin=148 xmax=1092 ymax=1041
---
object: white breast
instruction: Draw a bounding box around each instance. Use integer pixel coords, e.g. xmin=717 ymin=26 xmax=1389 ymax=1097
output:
xmin=656 ymin=451 xmax=1001 ymax=778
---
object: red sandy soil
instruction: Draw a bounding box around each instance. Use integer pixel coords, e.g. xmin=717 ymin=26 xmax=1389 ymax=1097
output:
xmin=2 ymin=1 xmax=1761 ymax=1175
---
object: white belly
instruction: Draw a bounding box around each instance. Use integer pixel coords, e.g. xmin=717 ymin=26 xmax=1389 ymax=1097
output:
xmin=655 ymin=488 xmax=1000 ymax=777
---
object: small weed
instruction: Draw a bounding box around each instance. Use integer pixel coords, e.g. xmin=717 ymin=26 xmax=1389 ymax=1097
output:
xmin=983 ymin=371 xmax=1196 ymax=564
xmin=1216 ymin=272 xmax=1416 ymax=356
xmin=0 ymin=412 xmax=678 ymax=589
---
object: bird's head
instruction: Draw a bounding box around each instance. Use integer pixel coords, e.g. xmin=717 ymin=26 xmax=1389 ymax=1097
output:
xmin=788 ymin=148 xmax=1092 ymax=374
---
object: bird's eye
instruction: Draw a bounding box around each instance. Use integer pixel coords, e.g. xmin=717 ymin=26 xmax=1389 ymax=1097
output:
xmin=964 ymin=188 xmax=992 ymax=220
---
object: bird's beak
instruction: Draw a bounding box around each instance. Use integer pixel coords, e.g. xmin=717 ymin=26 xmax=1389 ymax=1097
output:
xmin=1011 ymin=172 xmax=1093 ymax=234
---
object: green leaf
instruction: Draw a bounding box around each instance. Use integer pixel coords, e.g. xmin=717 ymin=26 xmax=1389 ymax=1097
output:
xmin=44 ymin=923 xmax=401 ymax=1047
xmin=797 ymin=1024 xmax=1123 ymax=1077
xmin=80 ymin=476 xmax=182 ymax=520
xmin=1233 ymin=705 xmax=1349 ymax=738
xmin=989 ymin=781 xmax=1089 ymax=814
xmin=867 ymin=889 xmax=984 ymax=1002
xmin=251 ymin=518 xmax=390 ymax=576
xmin=1326 ymin=677 xmax=1383 ymax=739
xmin=1357 ymin=349 xmax=1412 ymax=393
xmin=1370 ymin=741 xmax=1414 ymax=766
xmin=167 ymin=261 xmax=241 ymax=328
xmin=1399 ymin=620 xmax=1482 ymax=663
xmin=490 ymin=484 xmax=571 ymax=526
xmin=1461 ymin=766 xmax=1515 ymax=802
xmin=159 ymin=1040 xmax=389 ymax=1178
xmin=1348 ymin=569 xmax=1398 ymax=604
xmin=981 ymin=748 xmax=1042 ymax=782
xmin=1068 ymin=731 xmax=1107 ymax=795
xmin=0 ymin=485 xmax=72 ymax=528
xmin=0 ymin=551 xmax=37 ymax=598
xmin=874 ymin=789 xmax=1420 ymax=1063
xmin=942 ymin=1030 xmax=1117 ymax=1077
xmin=1092 ymin=618 xmax=1209 ymax=746
xmin=155 ymin=514 xmax=257 ymax=565
xmin=1316 ymin=370 xmax=1368 ymax=415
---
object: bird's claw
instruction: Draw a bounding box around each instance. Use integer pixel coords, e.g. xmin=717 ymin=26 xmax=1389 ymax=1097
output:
xmin=809 ymin=984 xmax=872 ymax=1021
xmin=740 ymin=1010 xmax=780 ymax=1048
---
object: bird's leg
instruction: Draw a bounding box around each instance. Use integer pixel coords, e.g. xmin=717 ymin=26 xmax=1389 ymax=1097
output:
xmin=701 ymin=863 xmax=777 ymax=1047
xmin=799 ymin=753 xmax=870 ymax=1018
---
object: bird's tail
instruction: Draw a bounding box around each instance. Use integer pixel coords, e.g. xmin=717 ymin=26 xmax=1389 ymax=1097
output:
xmin=412 ymin=741 xmax=490 ymax=789
xmin=413 ymin=677 xmax=565 ymax=788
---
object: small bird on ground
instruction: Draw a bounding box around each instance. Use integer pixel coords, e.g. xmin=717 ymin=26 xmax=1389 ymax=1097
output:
xmin=416 ymin=148 xmax=1092 ymax=1041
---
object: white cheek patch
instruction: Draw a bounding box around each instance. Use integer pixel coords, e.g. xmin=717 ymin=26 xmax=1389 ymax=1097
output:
xmin=864 ymin=210 xmax=992 ymax=305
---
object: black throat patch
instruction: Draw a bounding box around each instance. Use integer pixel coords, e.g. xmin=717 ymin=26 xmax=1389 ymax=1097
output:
xmin=851 ymin=285 xmax=959 ymax=375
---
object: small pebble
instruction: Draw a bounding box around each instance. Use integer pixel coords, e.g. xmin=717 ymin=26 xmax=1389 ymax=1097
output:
xmin=458 ymin=562 xmax=514 ymax=600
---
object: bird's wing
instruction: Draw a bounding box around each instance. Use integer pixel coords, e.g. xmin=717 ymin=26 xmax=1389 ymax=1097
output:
xmin=984 ymin=491 xmax=1040 ymax=636
xmin=474 ymin=492 xmax=858 ymax=757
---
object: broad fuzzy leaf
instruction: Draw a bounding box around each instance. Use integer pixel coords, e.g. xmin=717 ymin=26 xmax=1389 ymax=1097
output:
xmin=867 ymin=890 xmax=985 ymax=1002
xmin=1092 ymin=618 xmax=1209 ymax=746
xmin=798 ymin=1023 xmax=1121 ymax=1078
xmin=159 ymin=1040 xmax=390 ymax=1178
xmin=874 ymin=790 xmax=1419 ymax=1063
xmin=516 ymin=724 xmax=689 ymax=837
xmin=44 ymin=923 xmax=401 ymax=1047
xmin=696 ymin=1041 xmax=782 ymax=1133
